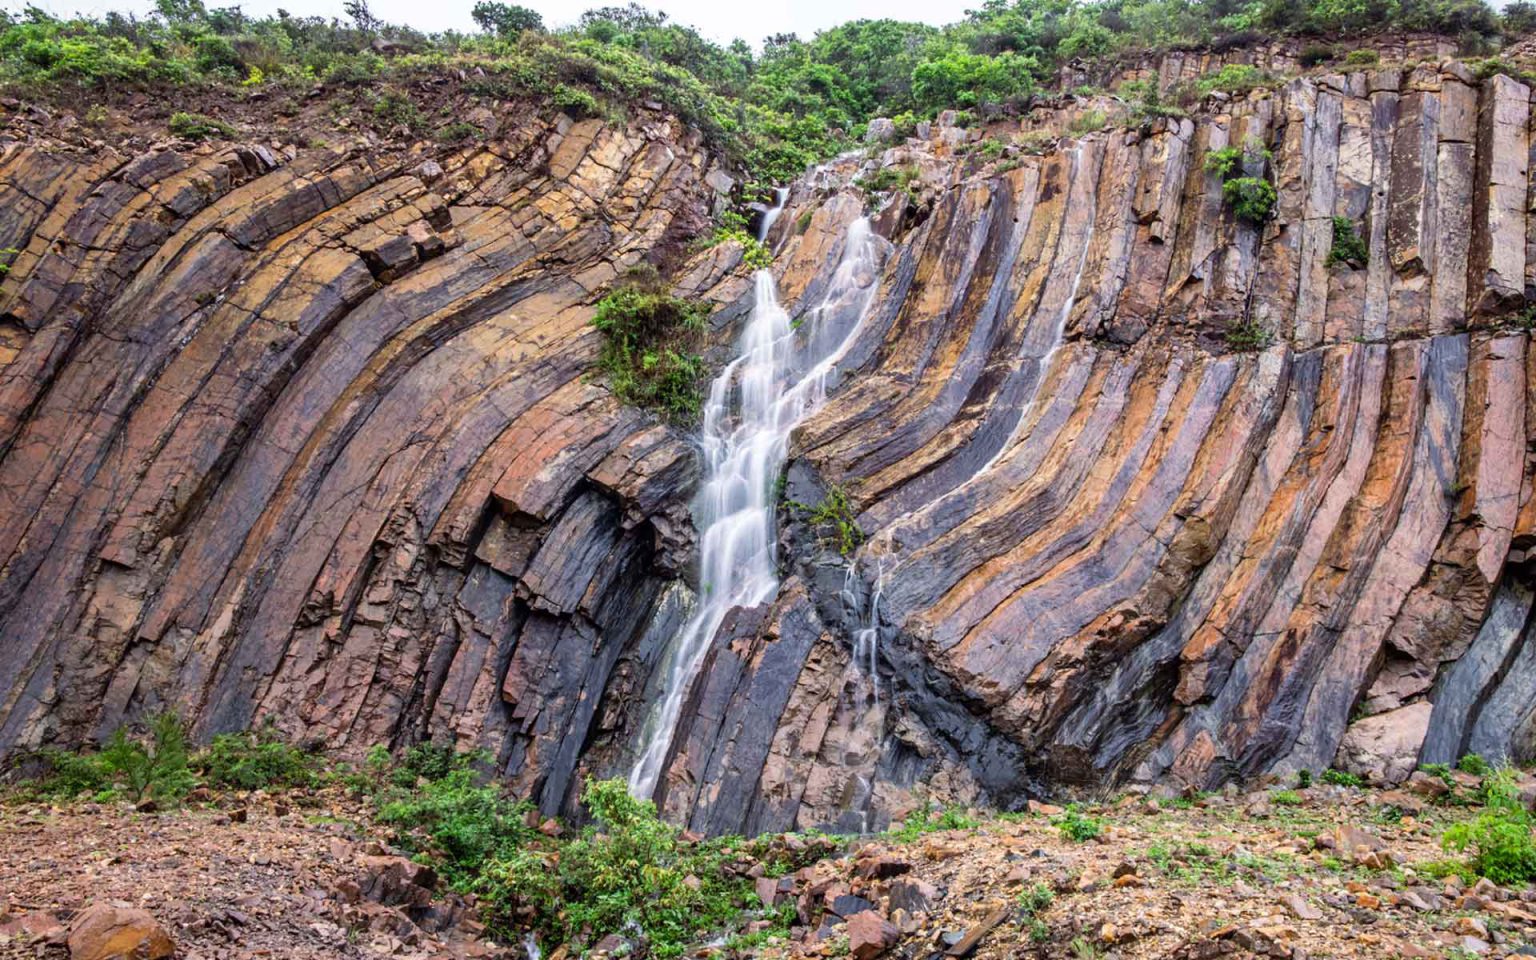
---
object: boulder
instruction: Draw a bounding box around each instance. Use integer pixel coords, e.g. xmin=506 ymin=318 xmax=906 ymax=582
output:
xmin=864 ymin=118 xmax=896 ymax=143
xmin=844 ymin=910 xmax=900 ymax=960
xmin=1334 ymin=702 xmax=1434 ymax=785
xmin=67 ymin=903 xmax=174 ymax=960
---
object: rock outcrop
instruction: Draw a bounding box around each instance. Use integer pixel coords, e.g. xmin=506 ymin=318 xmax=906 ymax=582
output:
xmin=2 ymin=55 xmax=1535 ymax=833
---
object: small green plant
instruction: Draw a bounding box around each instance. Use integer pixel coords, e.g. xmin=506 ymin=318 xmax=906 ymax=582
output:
xmin=1421 ymin=762 xmax=1456 ymax=786
xmin=978 ymin=137 xmax=1007 ymax=160
xmin=1053 ymin=804 xmax=1103 ymax=842
xmin=1344 ymin=49 xmax=1381 ymax=66
xmin=1459 ymin=753 xmax=1493 ymax=776
xmin=371 ymin=90 xmax=422 ymax=132
xmin=1297 ymin=769 xmax=1313 ymax=788
xmin=1299 ymin=44 xmax=1336 ymax=67
xmin=788 ymin=484 xmax=864 ymax=556
xmin=1225 ymin=319 xmax=1272 ymax=352
xmin=1442 ymin=768 xmax=1536 ymax=884
xmin=888 ymin=803 xmax=978 ymax=842
xmin=437 ymin=121 xmax=481 ymax=144
xmin=1068 ymin=109 xmax=1107 ymax=135
xmin=1223 ymin=176 xmax=1277 ymax=224
xmin=590 ymin=268 xmax=710 ymax=421
xmin=168 ymin=112 xmax=235 ymax=141
xmin=1321 ymin=768 xmax=1365 ymax=788
xmin=707 ymin=210 xmax=773 ymax=270
xmin=1326 ymin=215 xmax=1368 ymax=267
xmin=1272 ymin=789 xmax=1303 ymax=806
xmin=1019 ymin=881 xmax=1054 ymax=914
xmin=1195 ymin=63 xmax=1268 ymax=98
xmin=1018 ymin=881 xmax=1054 ymax=941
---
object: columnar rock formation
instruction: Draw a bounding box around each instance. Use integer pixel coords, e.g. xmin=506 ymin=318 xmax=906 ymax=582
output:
xmin=2 ymin=57 xmax=1535 ymax=835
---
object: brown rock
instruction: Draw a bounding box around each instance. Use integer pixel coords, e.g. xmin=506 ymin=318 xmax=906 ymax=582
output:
xmin=844 ymin=910 xmax=900 ymax=960
xmin=67 ymin=903 xmax=174 ymax=960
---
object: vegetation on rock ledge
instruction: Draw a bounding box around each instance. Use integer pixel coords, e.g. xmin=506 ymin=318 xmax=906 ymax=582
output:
xmin=591 ymin=267 xmax=711 ymax=421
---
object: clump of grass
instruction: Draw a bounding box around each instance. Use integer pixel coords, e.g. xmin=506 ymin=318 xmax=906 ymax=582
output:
xmin=1225 ymin=318 xmax=1272 ymax=352
xmin=1458 ymin=753 xmax=1493 ymax=776
xmin=590 ymin=267 xmax=710 ymax=421
xmin=1272 ymin=789 xmax=1304 ymax=806
xmin=1068 ymin=108 xmax=1108 ymax=135
xmin=1053 ymin=804 xmax=1103 ymax=842
xmin=168 ymin=111 xmax=234 ymax=141
xmin=888 ymin=802 xmax=979 ymax=841
xmin=1321 ymin=768 xmax=1365 ymax=788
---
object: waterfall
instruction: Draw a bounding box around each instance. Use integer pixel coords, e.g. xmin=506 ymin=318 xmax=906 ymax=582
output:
xmin=627 ymin=211 xmax=882 ymax=800
xmin=757 ymin=187 xmax=789 ymax=242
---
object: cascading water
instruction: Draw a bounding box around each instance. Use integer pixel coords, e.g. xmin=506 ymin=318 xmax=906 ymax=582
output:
xmin=627 ymin=208 xmax=882 ymax=800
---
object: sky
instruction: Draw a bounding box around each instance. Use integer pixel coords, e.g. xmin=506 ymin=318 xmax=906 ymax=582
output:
xmin=24 ymin=0 xmax=968 ymax=45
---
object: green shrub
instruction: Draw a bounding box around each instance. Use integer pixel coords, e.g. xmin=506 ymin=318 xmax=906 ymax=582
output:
xmin=1320 ymin=768 xmax=1365 ymax=788
xmin=552 ymin=82 xmax=599 ymax=118
xmin=1299 ymin=44 xmax=1336 ymax=67
xmin=1442 ymin=768 xmax=1536 ymax=885
xmin=1326 ymin=215 xmax=1368 ymax=267
xmin=169 ymin=111 xmax=235 ymax=141
xmin=1053 ymin=804 xmax=1103 ymax=842
xmin=1223 ymin=176 xmax=1277 ymax=224
xmin=1344 ymin=48 xmax=1381 ymax=66
xmin=371 ymin=90 xmax=422 ymax=131
xmin=198 ymin=725 xmax=317 ymax=790
xmin=1225 ymin=318 xmax=1272 ymax=351
xmin=478 ymin=778 xmax=753 ymax=959
xmin=378 ymin=752 xmax=534 ymax=887
xmin=1297 ymin=769 xmax=1313 ymax=788
xmin=591 ymin=270 xmax=710 ymax=420
xmin=1459 ymin=753 xmax=1493 ymax=776
xmin=437 ymin=121 xmax=480 ymax=144
xmin=888 ymin=803 xmax=979 ymax=841
xmin=35 ymin=712 xmax=196 ymax=804
xmin=1195 ymin=64 xmax=1268 ymax=98
xmin=1272 ymin=789 xmax=1303 ymax=806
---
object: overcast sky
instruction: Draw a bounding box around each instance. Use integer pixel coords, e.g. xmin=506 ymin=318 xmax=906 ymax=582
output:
xmin=23 ymin=0 xmax=967 ymax=45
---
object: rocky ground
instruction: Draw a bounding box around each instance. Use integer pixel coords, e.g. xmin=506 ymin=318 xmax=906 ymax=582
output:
xmin=0 ymin=787 xmax=512 ymax=960
xmin=5 ymin=771 xmax=1536 ymax=960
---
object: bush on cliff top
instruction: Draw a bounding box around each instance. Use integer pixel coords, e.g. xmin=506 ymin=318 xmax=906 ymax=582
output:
xmin=1 ymin=0 xmax=1525 ymax=190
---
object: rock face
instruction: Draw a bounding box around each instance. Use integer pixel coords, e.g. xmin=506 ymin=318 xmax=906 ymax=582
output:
xmin=2 ymin=59 xmax=1536 ymax=833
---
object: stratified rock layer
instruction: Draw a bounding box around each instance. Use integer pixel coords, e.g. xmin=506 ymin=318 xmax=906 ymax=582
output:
xmin=2 ymin=60 xmax=1535 ymax=833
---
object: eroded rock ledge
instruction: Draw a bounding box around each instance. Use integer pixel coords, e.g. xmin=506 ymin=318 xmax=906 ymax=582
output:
xmin=2 ymin=54 xmax=1535 ymax=835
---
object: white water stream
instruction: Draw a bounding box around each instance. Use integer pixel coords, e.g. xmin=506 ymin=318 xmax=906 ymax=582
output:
xmin=627 ymin=207 xmax=881 ymax=799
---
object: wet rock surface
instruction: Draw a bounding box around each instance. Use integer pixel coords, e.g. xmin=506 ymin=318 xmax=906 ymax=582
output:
xmin=1 ymin=52 xmax=1536 ymax=833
